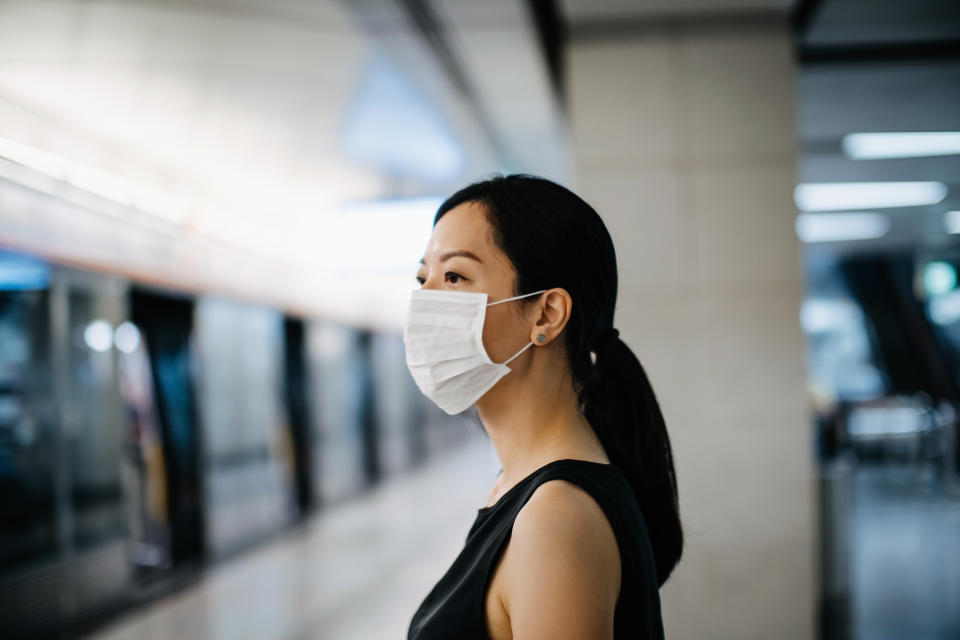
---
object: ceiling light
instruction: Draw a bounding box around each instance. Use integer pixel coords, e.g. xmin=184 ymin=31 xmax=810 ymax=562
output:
xmin=794 ymin=181 xmax=947 ymax=211
xmin=795 ymin=212 xmax=890 ymax=243
xmin=843 ymin=132 xmax=960 ymax=159
xmin=83 ymin=320 xmax=114 ymax=352
xmin=943 ymin=211 xmax=960 ymax=234
xmin=800 ymin=298 xmax=863 ymax=333
xmin=923 ymin=261 xmax=957 ymax=297
xmin=929 ymin=290 xmax=960 ymax=326
xmin=0 ymin=136 xmax=68 ymax=178
xmin=114 ymin=322 xmax=141 ymax=354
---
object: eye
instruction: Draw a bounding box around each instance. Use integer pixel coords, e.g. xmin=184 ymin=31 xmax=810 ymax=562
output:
xmin=445 ymin=271 xmax=466 ymax=284
xmin=415 ymin=275 xmax=425 ymax=285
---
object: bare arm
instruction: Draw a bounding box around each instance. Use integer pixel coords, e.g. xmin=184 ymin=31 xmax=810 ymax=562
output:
xmin=498 ymin=480 xmax=621 ymax=640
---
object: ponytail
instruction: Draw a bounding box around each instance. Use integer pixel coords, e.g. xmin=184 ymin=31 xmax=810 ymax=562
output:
xmin=579 ymin=328 xmax=683 ymax=587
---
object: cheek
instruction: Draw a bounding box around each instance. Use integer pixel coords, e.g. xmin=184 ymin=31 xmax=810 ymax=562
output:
xmin=480 ymin=307 xmax=525 ymax=362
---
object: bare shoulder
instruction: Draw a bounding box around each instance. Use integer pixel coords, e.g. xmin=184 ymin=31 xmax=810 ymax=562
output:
xmin=497 ymin=479 xmax=621 ymax=639
xmin=516 ymin=479 xmax=622 ymax=587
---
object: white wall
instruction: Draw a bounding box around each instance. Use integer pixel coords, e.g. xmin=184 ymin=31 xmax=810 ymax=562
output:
xmin=567 ymin=20 xmax=815 ymax=639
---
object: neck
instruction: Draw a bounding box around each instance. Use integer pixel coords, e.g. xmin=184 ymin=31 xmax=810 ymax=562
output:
xmin=475 ymin=345 xmax=607 ymax=487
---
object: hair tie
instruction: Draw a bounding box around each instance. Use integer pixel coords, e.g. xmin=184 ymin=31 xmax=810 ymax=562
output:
xmin=597 ymin=327 xmax=620 ymax=352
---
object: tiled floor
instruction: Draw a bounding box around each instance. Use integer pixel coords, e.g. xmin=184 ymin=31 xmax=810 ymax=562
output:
xmin=850 ymin=462 xmax=960 ymax=640
xmin=85 ymin=434 xmax=502 ymax=640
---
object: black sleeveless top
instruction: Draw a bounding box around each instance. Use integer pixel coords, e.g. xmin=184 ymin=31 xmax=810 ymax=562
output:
xmin=407 ymin=458 xmax=665 ymax=639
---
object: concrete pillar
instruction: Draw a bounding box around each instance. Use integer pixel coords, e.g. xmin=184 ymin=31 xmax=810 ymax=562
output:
xmin=567 ymin=17 xmax=814 ymax=640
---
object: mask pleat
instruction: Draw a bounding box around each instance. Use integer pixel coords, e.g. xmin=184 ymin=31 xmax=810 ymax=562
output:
xmin=408 ymin=354 xmax=488 ymax=385
xmin=404 ymin=331 xmax=477 ymax=363
xmin=409 ymin=289 xmax=485 ymax=306
xmin=421 ymin=366 xmax=506 ymax=414
xmin=405 ymin=311 xmax=477 ymax=332
xmin=414 ymin=360 xmax=505 ymax=402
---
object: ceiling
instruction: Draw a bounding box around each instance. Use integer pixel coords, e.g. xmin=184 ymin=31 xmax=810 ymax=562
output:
xmin=796 ymin=0 xmax=960 ymax=258
xmin=560 ymin=0 xmax=795 ymax=21
xmin=1 ymin=0 xmax=958 ymax=321
xmin=801 ymin=0 xmax=960 ymax=47
xmin=557 ymin=0 xmax=960 ymax=259
xmin=0 ymin=0 xmax=568 ymax=329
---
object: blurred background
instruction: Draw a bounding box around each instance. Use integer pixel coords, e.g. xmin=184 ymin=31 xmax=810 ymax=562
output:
xmin=0 ymin=0 xmax=958 ymax=638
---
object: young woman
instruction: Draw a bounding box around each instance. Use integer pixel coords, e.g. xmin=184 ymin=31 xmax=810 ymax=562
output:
xmin=405 ymin=174 xmax=683 ymax=639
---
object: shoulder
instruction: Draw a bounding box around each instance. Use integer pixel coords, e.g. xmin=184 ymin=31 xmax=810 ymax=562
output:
xmin=516 ymin=478 xmax=619 ymax=542
xmin=515 ymin=479 xmax=622 ymax=581
xmin=498 ymin=478 xmax=621 ymax=638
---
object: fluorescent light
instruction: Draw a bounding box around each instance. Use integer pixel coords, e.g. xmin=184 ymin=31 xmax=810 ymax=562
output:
xmin=794 ymin=181 xmax=947 ymax=211
xmin=69 ymin=164 xmax=135 ymax=206
xmin=929 ymin=290 xmax=960 ymax=325
xmin=0 ymin=135 xmax=192 ymax=225
xmin=0 ymin=136 xmax=68 ymax=178
xmin=83 ymin=320 xmax=114 ymax=352
xmin=795 ymin=212 xmax=890 ymax=243
xmin=114 ymin=322 xmax=142 ymax=354
xmin=800 ymin=298 xmax=863 ymax=333
xmin=943 ymin=211 xmax=960 ymax=234
xmin=923 ymin=261 xmax=957 ymax=297
xmin=843 ymin=132 xmax=960 ymax=159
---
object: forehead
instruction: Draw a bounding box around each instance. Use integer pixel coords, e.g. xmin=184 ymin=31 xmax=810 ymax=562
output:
xmin=424 ymin=200 xmax=496 ymax=259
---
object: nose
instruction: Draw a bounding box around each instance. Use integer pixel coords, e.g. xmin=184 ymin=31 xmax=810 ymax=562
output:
xmin=421 ymin=268 xmax=442 ymax=291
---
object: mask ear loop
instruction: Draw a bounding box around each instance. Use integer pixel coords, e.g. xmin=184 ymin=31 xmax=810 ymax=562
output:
xmin=486 ymin=289 xmax=547 ymax=307
xmin=500 ymin=340 xmax=534 ymax=366
xmin=487 ymin=289 xmax=547 ymax=366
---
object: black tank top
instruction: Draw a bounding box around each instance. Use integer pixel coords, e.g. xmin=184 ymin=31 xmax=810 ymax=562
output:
xmin=407 ymin=458 xmax=665 ymax=639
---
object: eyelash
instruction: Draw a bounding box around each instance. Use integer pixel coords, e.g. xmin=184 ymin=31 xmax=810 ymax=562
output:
xmin=416 ymin=271 xmax=466 ymax=285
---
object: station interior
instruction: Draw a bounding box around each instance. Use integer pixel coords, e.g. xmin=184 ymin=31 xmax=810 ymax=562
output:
xmin=1 ymin=1 xmax=960 ymax=639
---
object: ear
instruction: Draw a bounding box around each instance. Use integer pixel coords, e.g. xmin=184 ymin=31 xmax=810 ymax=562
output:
xmin=530 ymin=288 xmax=572 ymax=345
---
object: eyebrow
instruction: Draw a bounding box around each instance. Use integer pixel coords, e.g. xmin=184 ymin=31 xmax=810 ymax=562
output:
xmin=419 ymin=250 xmax=484 ymax=265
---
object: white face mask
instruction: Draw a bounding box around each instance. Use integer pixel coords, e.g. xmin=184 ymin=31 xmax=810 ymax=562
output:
xmin=403 ymin=288 xmax=547 ymax=415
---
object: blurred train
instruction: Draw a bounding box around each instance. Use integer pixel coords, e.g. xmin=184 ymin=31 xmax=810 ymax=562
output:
xmin=0 ymin=248 xmax=474 ymax=639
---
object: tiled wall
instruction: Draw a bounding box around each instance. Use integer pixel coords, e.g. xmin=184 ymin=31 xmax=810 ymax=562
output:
xmin=567 ymin=20 xmax=814 ymax=640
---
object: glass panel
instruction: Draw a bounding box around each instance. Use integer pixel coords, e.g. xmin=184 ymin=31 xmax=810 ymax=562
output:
xmin=194 ymin=298 xmax=296 ymax=555
xmin=65 ymin=286 xmax=126 ymax=552
xmin=307 ymin=322 xmax=368 ymax=503
xmin=0 ymin=286 xmax=56 ymax=575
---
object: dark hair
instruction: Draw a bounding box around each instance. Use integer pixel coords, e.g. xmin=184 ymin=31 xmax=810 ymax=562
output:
xmin=435 ymin=173 xmax=682 ymax=586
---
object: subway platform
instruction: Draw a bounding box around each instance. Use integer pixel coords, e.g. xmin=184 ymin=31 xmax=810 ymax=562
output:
xmin=84 ymin=434 xmax=501 ymax=640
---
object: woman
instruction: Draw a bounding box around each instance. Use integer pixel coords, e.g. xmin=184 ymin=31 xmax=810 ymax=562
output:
xmin=405 ymin=174 xmax=683 ymax=639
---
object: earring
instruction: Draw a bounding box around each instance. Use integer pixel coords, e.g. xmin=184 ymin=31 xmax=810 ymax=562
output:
xmin=536 ymin=334 xmax=546 ymax=344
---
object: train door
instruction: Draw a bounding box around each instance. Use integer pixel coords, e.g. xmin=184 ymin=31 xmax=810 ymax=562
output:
xmin=130 ymin=288 xmax=204 ymax=567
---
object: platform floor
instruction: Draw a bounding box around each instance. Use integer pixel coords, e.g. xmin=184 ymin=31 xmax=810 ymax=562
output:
xmin=84 ymin=440 xmax=960 ymax=640
xmin=85 ymin=434 xmax=501 ymax=640
xmin=850 ymin=462 xmax=960 ymax=639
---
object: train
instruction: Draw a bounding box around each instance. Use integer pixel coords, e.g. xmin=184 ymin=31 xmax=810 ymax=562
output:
xmin=0 ymin=247 xmax=475 ymax=639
